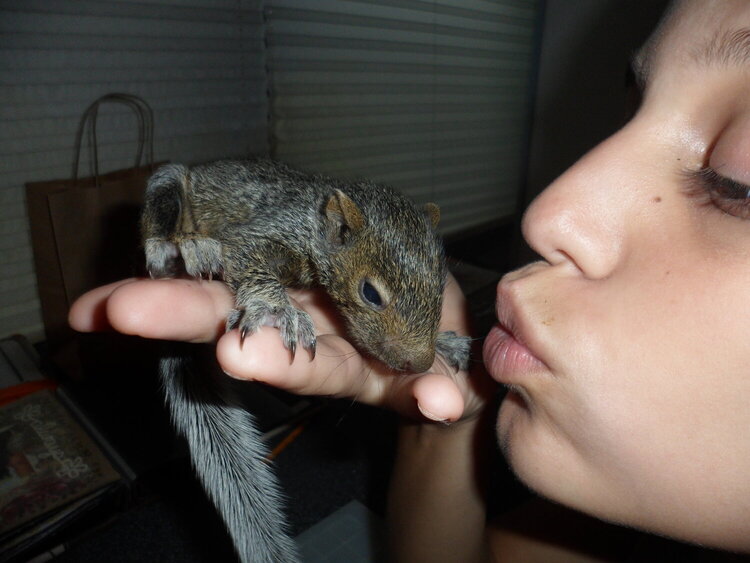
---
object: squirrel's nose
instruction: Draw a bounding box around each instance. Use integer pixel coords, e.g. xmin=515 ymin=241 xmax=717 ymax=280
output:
xmin=402 ymin=351 xmax=434 ymax=374
xmin=382 ymin=340 xmax=434 ymax=373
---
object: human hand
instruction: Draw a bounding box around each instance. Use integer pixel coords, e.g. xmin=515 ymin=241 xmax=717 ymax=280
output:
xmin=69 ymin=274 xmax=495 ymax=423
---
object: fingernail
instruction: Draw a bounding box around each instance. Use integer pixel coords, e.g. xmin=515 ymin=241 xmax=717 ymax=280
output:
xmin=417 ymin=403 xmax=448 ymax=423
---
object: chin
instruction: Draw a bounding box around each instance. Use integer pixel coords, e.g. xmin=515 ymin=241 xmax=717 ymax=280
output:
xmin=496 ymin=388 xmax=607 ymax=520
xmin=495 ymin=388 xmax=544 ymax=483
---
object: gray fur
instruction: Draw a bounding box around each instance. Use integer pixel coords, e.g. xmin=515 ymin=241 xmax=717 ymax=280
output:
xmin=161 ymin=349 xmax=298 ymax=563
xmin=436 ymin=331 xmax=471 ymax=371
xmin=141 ymin=158 xmax=471 ymax=562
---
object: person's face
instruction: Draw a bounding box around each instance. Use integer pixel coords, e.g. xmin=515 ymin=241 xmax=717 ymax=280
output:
xmin=484 ymin=0 xmax=750 ymax=551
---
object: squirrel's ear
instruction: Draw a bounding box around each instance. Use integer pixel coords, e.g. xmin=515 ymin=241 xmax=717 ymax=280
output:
xmin=424 ymin=203 xmax=440 ymax=229
xmin=324 ymin=189 xmax=365 ymax=245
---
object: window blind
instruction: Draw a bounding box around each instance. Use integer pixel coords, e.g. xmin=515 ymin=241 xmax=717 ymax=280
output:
xmin=0 ymin=0 xmax=268 ymax=340
xmin=264 ymin=0 xmax=539 ymax=234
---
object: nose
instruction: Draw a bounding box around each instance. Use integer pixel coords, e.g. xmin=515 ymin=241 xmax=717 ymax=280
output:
xmin=522 ymin=132 xmax=635 ymax=279
xmin=384 ymin=341 xmax=434 ymax=373
xmin=403 ymin=353 xmax=434 ymax=374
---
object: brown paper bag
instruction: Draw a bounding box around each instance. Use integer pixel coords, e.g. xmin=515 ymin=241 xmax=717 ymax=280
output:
xmin=25 ymin=94 xmax=165 ymax=376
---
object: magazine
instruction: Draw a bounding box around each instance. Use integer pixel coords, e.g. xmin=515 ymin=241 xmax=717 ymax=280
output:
xmin=0 ymin=390 xmax=121 ymax=534
xmin=0 ymin=337 xmax=131 ymax=562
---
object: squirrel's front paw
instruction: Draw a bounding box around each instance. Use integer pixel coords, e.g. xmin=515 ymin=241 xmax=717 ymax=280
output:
xmin=436 ymin=331 xmax=471 ymax=371
xmin=226 ymin=301 xmax=316 ymax=359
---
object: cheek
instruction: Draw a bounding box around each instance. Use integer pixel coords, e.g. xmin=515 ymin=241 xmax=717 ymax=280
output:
xmin=576 ymin=251 xmax=750 ymax=459
xmin=499 ymin=243 xmax=750 ymax=538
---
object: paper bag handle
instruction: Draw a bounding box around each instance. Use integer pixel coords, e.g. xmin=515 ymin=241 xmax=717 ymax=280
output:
xmin=72 ymin=93 xmax=155 ymax=185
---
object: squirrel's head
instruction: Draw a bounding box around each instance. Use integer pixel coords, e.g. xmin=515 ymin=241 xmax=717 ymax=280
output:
xmin=319 ymin=187 xmax=446 ymax=373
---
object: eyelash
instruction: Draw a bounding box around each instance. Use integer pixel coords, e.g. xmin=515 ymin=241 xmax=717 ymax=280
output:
xmin=682 ymin=167 xmax=750 ymax=219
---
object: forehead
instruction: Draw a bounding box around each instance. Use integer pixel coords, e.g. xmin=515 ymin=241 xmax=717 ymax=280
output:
xmin=636 ymin=0 xmax=750 ymax=78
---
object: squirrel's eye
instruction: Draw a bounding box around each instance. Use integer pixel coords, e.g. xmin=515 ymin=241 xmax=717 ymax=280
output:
xmin=360 ymin=280 xmax=384 ymax=310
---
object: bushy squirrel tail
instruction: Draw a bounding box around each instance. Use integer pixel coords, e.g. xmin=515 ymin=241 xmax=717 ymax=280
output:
xmin=161 ymin=348 xmax=299 ymax=563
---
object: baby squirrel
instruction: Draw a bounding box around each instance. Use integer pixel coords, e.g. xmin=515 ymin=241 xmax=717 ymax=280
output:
xmin=141 ymin=159 xmax=471 ymax=562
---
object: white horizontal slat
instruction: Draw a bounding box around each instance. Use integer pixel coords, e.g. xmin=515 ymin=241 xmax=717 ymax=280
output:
xmin=0 ymin=232 xmax=32 ymax=253
xmin=268 ymin=45 xmax=530 ymax=71
xmin=267 ymin=15 xmax=532 ymax=44
xmin=1 ymin=0 xmax=264 ymax=33
xmin=2 ymin=105 xmax=267 ymax=153
xmin=274 ymin=122 xmax=526 ymax=148
xmin=275 ymin=108 xmax=522 ymax=129
xmin=272 ymin=102 xmax=514 ymax=120
xmin=4 ymin=125 xmax=267 ymax=176
xmin=2 ymin=244 xmax=34 ymax=266
xmin=273 ymin=0 xmax=536 ymax=23
xmin=430 ymin=0 xmax=535 ymax=19
xmin=0 ymin=273 xmax=38 ymax=295
xmin=1 ymin=82 xmax=265 ymax=113
xmin=0 ymin=310 xmax=45 ymax=343
xmin=370 ymin=159 xmax=518 ymax=187
xmin=1 ymin=258 xmax=34 ymax=279
xmin=0 ymin=49 xmax=261 ymax=74
xmin=273 ymin=92 xmax=525 ymax=110
xmin=277 ymin=143 xmax=523 ymax=190
xmin=273 ymin=69 xmax=527 ymax=87
xmin=0 ymin=186 xmax=25 ymax=205
xmin=268 ymin=56 xmax=531 ymax=74
xmin=3 ymin=32 xmax=260 ymax=58
xmin=82 ymin=0 xmax=251 ymax=7
xmin=273 ymin=122 xmax=524 ymax=152
xmin=269 ymin=35 xmax=533 ymax=60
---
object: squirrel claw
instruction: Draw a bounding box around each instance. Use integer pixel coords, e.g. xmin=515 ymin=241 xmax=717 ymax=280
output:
xmin=230 ymin=300 xmax=316 ymax=360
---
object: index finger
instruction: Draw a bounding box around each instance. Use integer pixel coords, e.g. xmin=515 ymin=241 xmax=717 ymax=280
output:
xmin=69 ymin=278 xmax=235 ymax=343
xmin=218 ymin=329 xmax=468 ymax=421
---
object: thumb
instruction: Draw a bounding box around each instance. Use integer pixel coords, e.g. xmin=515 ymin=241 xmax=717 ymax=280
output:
xmin=412 ymin=373 xmax=466 ymax=423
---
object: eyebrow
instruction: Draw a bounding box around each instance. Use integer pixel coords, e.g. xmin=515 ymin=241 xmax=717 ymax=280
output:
xmin=630 ymin=26 xmax=750 ymax=89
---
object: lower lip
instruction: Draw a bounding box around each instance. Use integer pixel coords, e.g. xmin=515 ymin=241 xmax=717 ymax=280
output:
xmin=483 ymin=324 xmax=546 ymax=384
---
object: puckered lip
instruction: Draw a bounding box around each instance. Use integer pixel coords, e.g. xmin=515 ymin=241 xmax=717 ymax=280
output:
xmin=482 ymin=273 xmax=550 ymax=385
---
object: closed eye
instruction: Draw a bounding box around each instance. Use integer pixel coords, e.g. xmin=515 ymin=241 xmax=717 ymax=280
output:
xmin=683 ymin=166 xmax=750 ymax=219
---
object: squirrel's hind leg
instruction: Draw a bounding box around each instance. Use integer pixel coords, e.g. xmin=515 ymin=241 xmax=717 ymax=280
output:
xmin=142 ymin=164 xmax=187 ymax=278
xmin=144 ymin=234 xmax=224 ymax=280
xmin=142 ymin=164 xmax=224 ymax=279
